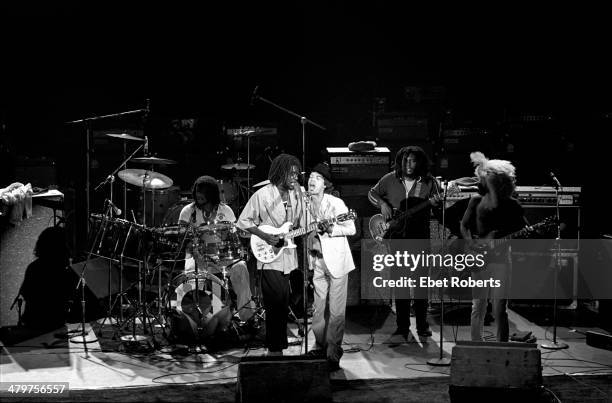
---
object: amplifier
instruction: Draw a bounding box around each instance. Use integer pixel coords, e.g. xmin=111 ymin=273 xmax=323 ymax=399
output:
xmin=515 ymin=186 xmax=581 ymax=206
xmin=327 ymin=147 xmax=390 ymax=180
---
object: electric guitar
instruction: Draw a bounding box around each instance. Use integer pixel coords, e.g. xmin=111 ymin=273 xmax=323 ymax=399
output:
xmin=469 ymin=216 xmax=558 ymax=254
xmin=369 ymin=186 xmax=468 ymax=242
xmin=250 ymin=210 xmax=356 ymax=264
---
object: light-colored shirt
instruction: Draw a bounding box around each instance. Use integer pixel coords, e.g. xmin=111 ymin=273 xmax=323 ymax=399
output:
xmin=178 ymin=202 xmax=237 ymax=273
xmin=236 ymin=184 xmax=304 ymax=273
xmin=178 ymin=202 xmax=236 ymax=225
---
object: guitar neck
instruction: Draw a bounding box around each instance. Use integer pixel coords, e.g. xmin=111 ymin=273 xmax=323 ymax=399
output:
xmin=394 ymin=198 xmax=434 ymax=222
xmin=286 ymin=217 xmax=337 ymax=239
xmin=489 ymin=225 xmax=539 ymax=248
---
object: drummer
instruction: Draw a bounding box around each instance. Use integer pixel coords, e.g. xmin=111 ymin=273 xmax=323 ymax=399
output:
xmin=178 ymin=175 xmax=255 ymax=322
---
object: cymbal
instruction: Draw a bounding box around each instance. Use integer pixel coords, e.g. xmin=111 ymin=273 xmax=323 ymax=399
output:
xmin=221 ymin=163 xmax=255 ymax=170
xmin=132 ymin=156 xmax=177 ymax=165
xmin=106 ymin=133 xmax=145 ymax=142
xmin=252 ymin=179 xmax=270 ymax=188
xmin=226 ymin=127 xmax=277 ymax=136
xmin=118 ymin=169 xmax=173 ymax=189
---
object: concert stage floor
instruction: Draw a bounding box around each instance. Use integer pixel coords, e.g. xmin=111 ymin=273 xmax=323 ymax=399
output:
xmin=1 ymin=306 xmax=611 ymax=402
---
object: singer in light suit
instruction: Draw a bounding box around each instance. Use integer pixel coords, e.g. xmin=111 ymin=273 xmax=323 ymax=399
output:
xmin=306 ymin=163 xmax=355 ymax=371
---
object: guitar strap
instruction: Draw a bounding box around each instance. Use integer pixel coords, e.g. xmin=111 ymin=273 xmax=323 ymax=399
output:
xmin=414 ymin=180 xmax=422 ymax=198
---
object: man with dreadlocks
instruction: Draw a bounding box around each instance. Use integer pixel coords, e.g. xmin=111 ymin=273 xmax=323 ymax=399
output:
xmin=368 ymin=146 xmax=439 ymax=341
xmin=460 ymin=152 xmax=529 ymax=342
xmin=237 ymin=154 xmax=305 ymax=356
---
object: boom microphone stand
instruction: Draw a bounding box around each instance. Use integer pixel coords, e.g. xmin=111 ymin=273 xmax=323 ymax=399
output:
xmin=428 ymin=180 xmax=451 ymax=366
xmin=541 ymin=173 xmax=569 ymax=350
xmin=250 ymin=86 xmax=326 ymax=173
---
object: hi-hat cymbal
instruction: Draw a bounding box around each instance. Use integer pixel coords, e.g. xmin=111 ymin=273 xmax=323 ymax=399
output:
xmin=106 ymin=133 xmax=145 ymax=142
xmin=132 ymin=156 xmax=177 ymax=165
xmin=221 ymin=163 xmax=255 ymax=170
xmin=118 ymin=169 xmax=173 ymax=189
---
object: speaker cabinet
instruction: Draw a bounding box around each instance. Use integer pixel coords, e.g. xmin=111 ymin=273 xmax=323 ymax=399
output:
xmin=449 ymin=341 xmax=542 ymax=402
xmin=236 ymin=355 xmax=331 ymax=403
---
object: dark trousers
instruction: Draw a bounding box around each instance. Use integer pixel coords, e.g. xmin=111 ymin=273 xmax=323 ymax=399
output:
xmin=261 ymin=269 xmax=290 ymax=351
xmin=395 ymin=298 xmax=429 ymax=333
xmin=289 ymin=268 xmax=313 ymax=318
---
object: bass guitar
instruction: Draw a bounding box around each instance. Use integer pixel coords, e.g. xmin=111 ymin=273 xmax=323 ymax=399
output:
xmin=369 ymin=186 xmax=468 ymax=242
xmin=251 ymin=210 xmax=356 ymax=264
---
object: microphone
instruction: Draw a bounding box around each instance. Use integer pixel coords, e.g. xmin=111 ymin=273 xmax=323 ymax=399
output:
xmin=549 ymin=171 xmax=561 ymax=189
xmin=144 ymin=136 xmax=149 ymax=156
xmin=106 ymin=199 xmax=122 ymax=216
xmin=145 ymin=98 xmax=150 ymax=117
xmin=250 ymin=85 xmax=259 ymax=106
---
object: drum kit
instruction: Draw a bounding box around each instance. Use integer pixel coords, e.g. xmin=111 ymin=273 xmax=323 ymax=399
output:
xmin=86 ymin=132 xmax=260 ymax=351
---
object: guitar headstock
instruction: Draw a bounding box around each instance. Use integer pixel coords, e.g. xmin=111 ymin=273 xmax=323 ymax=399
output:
xmin=337 ymin=209 xmax=357 ymax=222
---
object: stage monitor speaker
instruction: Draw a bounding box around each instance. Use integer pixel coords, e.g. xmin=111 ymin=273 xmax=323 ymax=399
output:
xmin=236 ymin=355 xmax=331 ymax=403
xmin=69 ymin=258 xmax=133 ymax=299
xmin=586 ymin=330 xmax=612 ymax=351
xmin=449 ymin=341 xmax=543 ymax=402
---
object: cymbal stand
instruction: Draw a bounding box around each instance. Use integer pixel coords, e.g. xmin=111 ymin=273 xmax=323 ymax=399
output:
xmin=118 ymin=226 xmax=156 ymax=345
xmin=119 ymin=259 xmax=154 ymax=345
xmin=94 ymin=142 xmax=145 ymax=199
xmin=96 ymin=206 xmax=125 ymax=338
xmin=70 ymin=208 xmax=114 ymax=348
xmin=190 ymin=226 xmax=206 ymax=330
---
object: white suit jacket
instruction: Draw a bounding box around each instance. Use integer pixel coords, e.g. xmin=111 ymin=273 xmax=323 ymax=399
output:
xmin=310 ymin=193 xmax=356 ymax=278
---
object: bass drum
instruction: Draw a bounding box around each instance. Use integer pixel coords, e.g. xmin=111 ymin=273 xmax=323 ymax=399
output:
xmin=165 ymin=271 xmax=232 ymax=345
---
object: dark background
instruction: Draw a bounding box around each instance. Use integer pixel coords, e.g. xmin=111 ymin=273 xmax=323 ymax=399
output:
xmin=1 ymin=4 xmax=611 ymax=246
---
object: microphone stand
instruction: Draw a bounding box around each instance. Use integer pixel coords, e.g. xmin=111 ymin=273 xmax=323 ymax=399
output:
xmin=251 ymin=90 xmax=326 ymax=172
xmin=300 ymin=184 xmax=311 ymax=354
xmin=541 ymin=177 xmax=569 ymax=350
xmin=428 ymin=180 xmax=451 ymax=366
xmin=65 ymin=105 xmax=148 ymax=235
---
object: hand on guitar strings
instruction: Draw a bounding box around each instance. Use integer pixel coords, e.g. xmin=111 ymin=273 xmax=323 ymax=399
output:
xmin=262 ymin=233 xmax=282 ymax=247
xmin=317 ymin=220 xmax=332 ymax=235
xmin=380 ymin=201 xmax=393 ymax=221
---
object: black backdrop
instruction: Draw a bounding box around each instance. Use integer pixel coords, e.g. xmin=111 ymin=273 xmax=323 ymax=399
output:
xmin=2 ymin=4 xmax=611 ymax=244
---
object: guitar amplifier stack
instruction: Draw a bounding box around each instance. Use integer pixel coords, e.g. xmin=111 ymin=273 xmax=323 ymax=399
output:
xmin=327 ymin=147 xmax=392 ymax=307
xmin=327 ymin=146 xmax=391 ymax=220
xmin=327 ymin=147 xmax=391 ymax=181
xmin=515 ymin=185 xmax=581 ymax=243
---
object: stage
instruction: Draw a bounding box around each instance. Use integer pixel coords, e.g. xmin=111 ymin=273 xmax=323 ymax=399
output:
xmin=1 ymin=304 xmax=611 ymax=402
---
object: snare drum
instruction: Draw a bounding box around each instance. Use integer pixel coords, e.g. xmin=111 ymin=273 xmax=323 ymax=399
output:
xmin=196 ymin=222 xmax=246 ymax=266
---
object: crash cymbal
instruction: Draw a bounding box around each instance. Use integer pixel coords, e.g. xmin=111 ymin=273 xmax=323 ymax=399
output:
xmin=252 ymin=179 xmax=270 ymax=188
xmin=105 ymin=133 xmax=145 ymax=142
xmin=221 ymin=163 xmax=255 ymax=170
xmin=132 ymin=156 xmax=177 ymax=165
xmin=118 ymin=169 xmax=173 ymax=189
